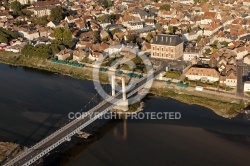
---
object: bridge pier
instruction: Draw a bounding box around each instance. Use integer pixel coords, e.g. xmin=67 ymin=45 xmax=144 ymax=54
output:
xmin=111 ymin=75 xmax=128 ymax=111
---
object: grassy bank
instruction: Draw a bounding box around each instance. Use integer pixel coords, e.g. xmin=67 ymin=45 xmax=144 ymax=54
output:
xmin=0 ymin=52 xmax=109 ymax=83
xmin=150 ymin=87 xmax=247 ymax=118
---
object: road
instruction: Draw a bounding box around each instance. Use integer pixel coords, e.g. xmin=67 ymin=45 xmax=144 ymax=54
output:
xmin=5 ymin=61 xmax=168 ymax=166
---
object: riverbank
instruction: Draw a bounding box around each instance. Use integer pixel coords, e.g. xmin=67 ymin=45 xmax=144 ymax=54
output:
xmin=0 ymin=52 xmax=109 ymax=83
xmin=150 ymin=81 xmax=247 ymax=118
xmin=0 ymin=142 xmax=23 ymax=165
xmin=0 ymin=52 xmax=248 ymax=118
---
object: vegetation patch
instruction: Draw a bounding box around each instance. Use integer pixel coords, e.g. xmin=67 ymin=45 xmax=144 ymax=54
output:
xmin=150 ymin=87 xmax=247 ymax=118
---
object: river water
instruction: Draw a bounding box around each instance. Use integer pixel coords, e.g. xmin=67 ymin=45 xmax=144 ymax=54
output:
xmin=0 ymin=64 xmax=250 ymax=166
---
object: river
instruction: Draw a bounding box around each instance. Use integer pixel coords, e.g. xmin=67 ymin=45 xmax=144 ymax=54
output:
xmin=0 ymin=64 xmax=250 ymax=166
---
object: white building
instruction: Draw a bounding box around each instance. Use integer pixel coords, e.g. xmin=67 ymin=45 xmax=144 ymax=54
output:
xmin=127 ymin=21 xmax=144 ymax=30
xmin=183 ymin=52 xmax=200 ymax=61
xmin=244 ymin=81 xmax=250 ymax=92
xmin=225 ymin=72 xmax=237 ymax=87
xmin=243 ymin=0 xmax=250 ymax=7
xmin=185 ymin=67 xmax=220 ymax=83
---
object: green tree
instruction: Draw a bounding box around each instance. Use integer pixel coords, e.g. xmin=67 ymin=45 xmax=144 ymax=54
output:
xmin=50 ymin=6 xmax=64 ymax=23
xmin=97 ymin=14 xmax=113 ymax=23
xmin=63 ymin=29 xmax=73 ymax=47
xmin=145 ymin=33 xmax=153 ymax=42
xmin=136 ymin=37 xmax=143 ymax=43
xmin=168 ymin=26 xmax=174 ymax=34
xmin=111 ymin=28 xmax=122 ymax=35
xmin=22 ymin=9 xmax=34 ymax=17
xmin=11 ymin=1 xmax=22 ymax=16
xmin=0 ymin=35 xmax=8 ymax=43
xmin=160 ymin=4 xmax=171 ymax=11
xmin=102 ymin=0 xmax=112 ymax=8
xmin=197 ymin=35 xmax=202 ymax=42
xmin=126 ymin=34 xmax=134 ymax=43
xmin=63 ymin=29 xmax=72 ymax=41
xmin=54 ymin=27 xmax=64 ymax=40
xmin=4 ymin=0 xmax=8 ymax=9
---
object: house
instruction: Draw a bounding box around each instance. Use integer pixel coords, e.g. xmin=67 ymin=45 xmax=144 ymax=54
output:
xmin=141 ymin=42 xmax=151 ymax=52
xmin=185 ymin=67 xmax=220 ymax=83
xmin=18 ymin=29 xmax=40 ymax=40
xmin=0 ymin=43 xmax=7 ymax=51
xmin=5 ymin=44 xmax=23 ymax=53
xmin=177 ymin=0 xmax=194 ymax=5
xmin=100 ymin=30 xmax=110 ymax=41
xmin=47 ymin=21 xmax=58 ymax=28
xmin=120 ymin=47 xmax=137 ymax=59
xmin=89 ymin=52 xmax=101 ymax=61
xmin=234 ymin=46 xmax=248 ymax=60
xmin=225 ymin=72 xmax=237 ymax=87
xmin=127 ymin=21 xmax=144 ymax=30
xmin=183 ymin=46 xmax=200 ymax=61
xmin=243 ymin=0 xmax=250 ymax=7
xmin=151 ymin=34 xmax=184 ymax=60
xmin=18 ymin=0 xmax=37 ymax=5
xmin=73 ymin=48 xmax=86 ymax=62
xmin=201 ymin=11 xmax=217 ymax=25
xmin=28 ymin=0 xmax=60 ymax=17
xmin=244 ymin=54 xmax=250 ymax=65
xmin=244 ymin=81 xmax=250 ymax=92
xmin=55 ymin=49 xmax=71 ymax=60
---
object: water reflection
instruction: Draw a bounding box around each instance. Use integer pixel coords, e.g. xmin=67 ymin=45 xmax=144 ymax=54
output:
xmin=113 ymin=119 xmax=127 ymax=141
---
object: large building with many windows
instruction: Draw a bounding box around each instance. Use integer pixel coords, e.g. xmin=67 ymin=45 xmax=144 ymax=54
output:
xmin=151 ymin=34 xmax=184 ymax=60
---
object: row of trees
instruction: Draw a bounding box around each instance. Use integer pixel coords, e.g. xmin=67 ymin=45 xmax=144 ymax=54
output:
xmin=0 ymin=27 xmax=18 ymax=43
xmin=21 ymin=41 xmax=67 ymax=59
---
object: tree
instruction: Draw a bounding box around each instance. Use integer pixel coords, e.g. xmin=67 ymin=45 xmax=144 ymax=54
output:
xmin=63 ymin=29 xmax=73 ymax=47
xmin=54 ymin=27 xmax=73 ymax=47
xmin=50 ymin=6 xmax=64 ymax=23
xmin=0 ymin=35 xmax=8 ymax=43
xmin=54 ymin=27 xmax=64 ymax=40
xmin=136 ymin=37 xmax=143 ymax=43
xmin=145 ymin=33 xmax=153 ymax=42
xmin=126 ymin=34 xmax=134 ymax=43
xmin=4 ymin=0 xmax=8 ymax=9
xmin=63 ymin=29 xmax=72 ymax=41
xmin=11 ymin=1 xmax=22 ymax=16
xmin=160 ymin=4 xmax=171 ymax=11
xmin=93 ymin=31 xmax=100 ymax=42
xmin=22 ymin=9 xmax=34 ymax=17
xmin=168 ymin=26 xmax=174 ymax=34
xmin=111 ymin=28 xmax=121 ymax=35
xmin=197 ymin=35 xmax=202 ymax=42
xmin=102 ymin=0 xmax=112 ymax=8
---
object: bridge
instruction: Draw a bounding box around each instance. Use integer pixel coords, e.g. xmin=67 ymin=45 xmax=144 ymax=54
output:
xmin=4 ymin=62 xmax=167 ymax=166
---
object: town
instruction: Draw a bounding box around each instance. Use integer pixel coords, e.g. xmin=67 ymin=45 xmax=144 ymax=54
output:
xmin=1 ymin=0 xmax=250 ymax=96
